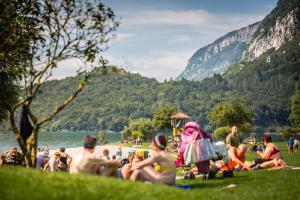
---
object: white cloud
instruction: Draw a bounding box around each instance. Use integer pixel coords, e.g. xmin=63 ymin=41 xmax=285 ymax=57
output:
xmin=123 ymin=9 xmax=214 ymax=26
xmin=46 ymin=8 xmax=267 ymax=82
xmin=116 ymin=33 xmax=136 ymax=40
xmin=167 ymin=35 xmax=192 ymax=44
xmin=103 ymin=50 xmax=194 ymax=81
xmin=49 ymin=58 xmax=83 ymax=80
xmin=122 ymin=9 xmax=263 ymax=36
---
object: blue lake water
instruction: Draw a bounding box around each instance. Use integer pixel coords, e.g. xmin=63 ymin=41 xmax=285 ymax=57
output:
xmin=0 ymin=131 xmax=121 ymax=153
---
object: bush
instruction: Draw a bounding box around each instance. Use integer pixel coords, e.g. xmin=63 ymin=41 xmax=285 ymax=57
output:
xmin=213 ymin=126 xmax=231 ymax=139
xmin=280 ymin=127 xmax=300 ymax=140
xmin=97 ymin=131 xmax=107 ymax=144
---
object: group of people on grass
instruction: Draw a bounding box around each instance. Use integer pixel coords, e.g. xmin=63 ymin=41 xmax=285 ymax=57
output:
xmin=70 ymin=134 xmax=176 ymax=185
xmin=0 ymin=121 xmax=292 ymax=186
xmin=222 ymin=126 xmax=287 ymax=171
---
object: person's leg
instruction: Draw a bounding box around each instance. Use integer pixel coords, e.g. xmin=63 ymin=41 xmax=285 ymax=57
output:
xmin=196 ymin=160 xmax=210 ymax=174
xmin=130 ymin=166 xmax=159 ymax=183
xmin=121 ymin=163 xmax=132 ymax=179
xmin=100 ymin=165 xmax=118 ymax=177
xmin=258 ymin=160 xmax=275 ymax=168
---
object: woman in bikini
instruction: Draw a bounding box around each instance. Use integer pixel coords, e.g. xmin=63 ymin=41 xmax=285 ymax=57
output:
xmin=252 ymin=134 xmax=286 ymax=169
xmin=130 ymin=135 xmax=176 ymax=185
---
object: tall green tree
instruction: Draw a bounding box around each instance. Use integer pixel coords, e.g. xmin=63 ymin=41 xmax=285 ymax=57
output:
xmin=0 ymin=0 xmax=38 ymax=122
xmin=152 ymin=105 xmax=177 ymax=131
xmin=289 ymin=81 xmax=300 ymax=128
xmin=4 ymin=0 xmax=119 ymax=167
xmin=208 ymin=98 xmax=254 ymax=132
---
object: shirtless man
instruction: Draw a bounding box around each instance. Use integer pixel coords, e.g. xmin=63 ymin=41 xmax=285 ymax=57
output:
xmin=227 ymin=144 xmax=251 ymax=171
xmin=70 ymin=135 xmax=121 ymax=176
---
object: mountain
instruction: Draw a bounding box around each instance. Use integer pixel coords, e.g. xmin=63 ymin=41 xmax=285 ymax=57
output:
xmin=3 ymin=0 xmax=299 ymax=133
xmin=176 ymin=22 xmax=260 ymax=81
xmin=242 ymin=0 xmax=300 ymax=60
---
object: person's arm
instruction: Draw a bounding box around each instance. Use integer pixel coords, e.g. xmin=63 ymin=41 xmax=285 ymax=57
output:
xmin=257 ymin=146 xmax=272 ymax=160
xmin=67 ymin=154 xmax=72 ymax=167
xmin=132 ymin=156 xmax=157 ymax=171
xmin=225 ymin=135 xmax=232 ymax=149
xmin=88 ymin=157 xmax=121 ymax=167
xmin=228 ymin=148 xmax=250 ymax=170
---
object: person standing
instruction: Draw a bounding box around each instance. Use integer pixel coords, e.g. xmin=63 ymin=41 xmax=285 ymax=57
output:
xmin=288 ymin=137 xmax=294 ymax=153
xmin=58 ymin=147 xmax=72 ymax=171
xmin=226 ymin=126 xmax=242 ymax=149
xmin=294 ymin=139 xmax=299 ymax=152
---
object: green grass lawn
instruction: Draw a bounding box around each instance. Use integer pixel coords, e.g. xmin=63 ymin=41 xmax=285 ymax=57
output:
xmin=0 ymin=142 xmax=300 ymax=200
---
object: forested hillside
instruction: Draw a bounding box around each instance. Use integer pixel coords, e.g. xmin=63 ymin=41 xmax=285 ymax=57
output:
xmin=7 ymin=0 xmax=300 ymax=133
xmin=31 ymin=33 xmax=299 ymax=133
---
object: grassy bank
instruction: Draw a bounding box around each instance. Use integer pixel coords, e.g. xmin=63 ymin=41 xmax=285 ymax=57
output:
xmin=0 ymin=142 xmax=300 ymax=200
xmin=0 ymin=167 xmax=300 ymax=200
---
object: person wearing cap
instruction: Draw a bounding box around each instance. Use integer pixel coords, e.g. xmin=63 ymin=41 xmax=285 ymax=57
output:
xmin=70 ymin=135 xmax=121 ymax=176
xmin=130 ymin=135 xmax=176 ymax=185
xmin=36 ymin=150 xmax=49 ymax=169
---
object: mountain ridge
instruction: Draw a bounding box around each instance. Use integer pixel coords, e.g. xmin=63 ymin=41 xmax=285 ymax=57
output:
xmin=176 ymin=22 xmax=260 ymax=81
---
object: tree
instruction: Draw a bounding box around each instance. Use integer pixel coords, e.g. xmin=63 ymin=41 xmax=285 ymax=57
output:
xmin=0 ymin=0 xmax=37 ymax=122
xmin=124 ymin=118 xmax=156 ymax=140
xmin=152 ymin=105 xmax=177 ymax=131
xmin=281 ymin=127 xmax=297 ymax=140
xmin=289 ymin=81 xmax=300 ymax=128
xmin=208 ymin=98 xmax=254 ymax=132
xmin=4 ymin=0 xmax=119 ymax=167
xmin=212 ymin=126 xmax=231 ymax=139
xmin=97 ymin=131 xmax=107 ymax=145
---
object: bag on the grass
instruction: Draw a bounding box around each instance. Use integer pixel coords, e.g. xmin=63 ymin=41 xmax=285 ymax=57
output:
xmin=184 ymin=138 xmax=217 ymax=164
xmin=213 ymin=141 xmax=229 ymax=164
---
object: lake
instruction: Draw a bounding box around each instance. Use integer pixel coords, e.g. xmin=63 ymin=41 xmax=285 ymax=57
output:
xmin=0 ymin=131 xmax=121 ymax=153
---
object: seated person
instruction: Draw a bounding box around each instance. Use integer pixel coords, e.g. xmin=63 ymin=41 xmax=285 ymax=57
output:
xmin=251 ymin=134 xmax=285 ymax=169
xmin=5 ymin=147 xmax=24 ymax=166
xmin=119 ymin=154 xmax=143 ymax=179
xmin=70 ymin=135 xmax=121 ymax=176
xmin=256 ymin=158 xmax=287 ymax=169
xmin=45 ymin=151 xmax=61 ymax=171
xmin=130 ymin=135 xmax=176 ymax=185
xmin=211 ymin=144 xmax=251 ymax=172
xmin=227 ymin=144 xmax=251 ymax=171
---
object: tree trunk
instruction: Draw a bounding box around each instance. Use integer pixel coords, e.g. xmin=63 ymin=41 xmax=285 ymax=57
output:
xmin=8 ymin=110 xmax=33 ymax=167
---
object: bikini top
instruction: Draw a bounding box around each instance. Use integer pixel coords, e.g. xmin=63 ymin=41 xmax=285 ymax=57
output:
xmin=269 ymin=147 xmax=280 ymax=158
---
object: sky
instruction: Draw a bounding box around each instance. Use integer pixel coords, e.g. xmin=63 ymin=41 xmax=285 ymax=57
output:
xmin=52 ymin=0 xmax=277 ymax=82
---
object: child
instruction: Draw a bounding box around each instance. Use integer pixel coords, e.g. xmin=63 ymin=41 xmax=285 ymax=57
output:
xmin=130 ymin=135 xmax=176 ymax=185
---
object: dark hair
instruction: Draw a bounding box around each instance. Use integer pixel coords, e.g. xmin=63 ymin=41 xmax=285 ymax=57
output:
xmin=152 ymin=135 xmax=167 ymax=150
xmin=263 ymin=134 xmax=272 ymax=143
xmin=60 ymin=147 xmax=65 ymax=152
xmin=83 ymin=135 xmax=97 ymax=149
